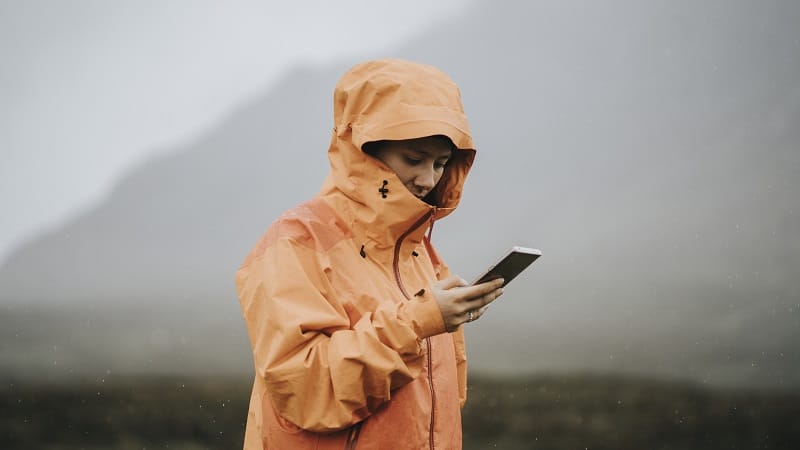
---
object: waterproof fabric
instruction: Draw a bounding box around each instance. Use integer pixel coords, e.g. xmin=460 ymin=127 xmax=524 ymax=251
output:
xmin=236 ymin=59 xmax=476 ymax=449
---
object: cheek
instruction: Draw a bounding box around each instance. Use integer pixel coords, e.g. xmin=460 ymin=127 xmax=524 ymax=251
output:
xmin=433 ymin=170 xmax=445 ymax=186
xmin=392 ymin=162 xmax=417 ymax=185
xmin=398 ymin=169 xmax=418 ymax=186
xmin=386 ymin=164 xmax=414 ymax=186
xmin=382 ymin=157 xmax=412 ymax=183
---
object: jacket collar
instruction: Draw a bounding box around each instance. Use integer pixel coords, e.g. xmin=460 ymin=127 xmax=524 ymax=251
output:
xmin=319 ymin=148 xmax=439 ymax=248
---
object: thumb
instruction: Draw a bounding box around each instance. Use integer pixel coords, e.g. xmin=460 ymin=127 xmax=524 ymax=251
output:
xmin=436 ymin=275 xmax=467 ymax=290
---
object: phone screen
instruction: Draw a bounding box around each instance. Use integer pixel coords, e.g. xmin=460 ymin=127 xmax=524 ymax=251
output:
xmin=473 ymin=248 xmax=540 ymax=287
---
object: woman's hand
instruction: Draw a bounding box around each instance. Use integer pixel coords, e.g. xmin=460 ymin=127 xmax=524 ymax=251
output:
xmin=430 ymin=275 xmax=504 ymax=332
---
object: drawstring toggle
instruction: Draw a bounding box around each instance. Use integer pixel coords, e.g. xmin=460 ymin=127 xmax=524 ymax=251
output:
xmin=379 ymin=180 xmax=389 ymax=198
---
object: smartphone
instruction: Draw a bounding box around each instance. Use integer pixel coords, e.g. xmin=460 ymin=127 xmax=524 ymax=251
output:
xmin=472 ymin=246 xmax=541 ymax=287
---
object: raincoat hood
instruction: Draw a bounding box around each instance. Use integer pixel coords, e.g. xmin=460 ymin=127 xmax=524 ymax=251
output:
xmin=321 ymin=59 xmax=476 ymax=245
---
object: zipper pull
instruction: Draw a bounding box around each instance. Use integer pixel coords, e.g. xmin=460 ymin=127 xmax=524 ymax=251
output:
xmin=426 ymin=207 xmax=436 ymax=241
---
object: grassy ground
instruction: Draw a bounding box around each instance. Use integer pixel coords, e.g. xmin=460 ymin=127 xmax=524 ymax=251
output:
xmin=2 ymin=373 xmax=799 ymax=449
xmin=462 ymin=374 xmax=800 ymax=450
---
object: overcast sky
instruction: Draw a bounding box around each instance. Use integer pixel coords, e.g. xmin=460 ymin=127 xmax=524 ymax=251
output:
xmin=0 ymin=0 xmax=472 ymax=264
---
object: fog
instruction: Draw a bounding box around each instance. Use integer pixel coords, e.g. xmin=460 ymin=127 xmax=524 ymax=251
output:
xmin=1 ymin=0 xmax=798 ymax=391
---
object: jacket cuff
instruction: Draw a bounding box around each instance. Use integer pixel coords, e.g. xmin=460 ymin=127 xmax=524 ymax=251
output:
xmin=401 ymin=291 xmax=446 ymax=339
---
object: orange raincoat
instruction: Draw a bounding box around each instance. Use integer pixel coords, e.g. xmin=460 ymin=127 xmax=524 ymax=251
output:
xmin=236 ymin=59 xmax=476 ymax=449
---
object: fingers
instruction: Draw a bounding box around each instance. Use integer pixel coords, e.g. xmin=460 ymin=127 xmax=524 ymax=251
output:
xmin=434 ymin=276 xmax=503 ymax=329
xmin=476 ymin=284 xmax=504 ymax=309
xmin=461 ymin=282 xmax=504 ymax=326
xmin=436 ymin=275 xmax=469 ymax=290
xmin=460 ymin=277 xmax=504 ymax=300
xmin=464 ymin=304 xmax=491 ymax=325
xmin=475 ymin=304 xmax=490 ymax=320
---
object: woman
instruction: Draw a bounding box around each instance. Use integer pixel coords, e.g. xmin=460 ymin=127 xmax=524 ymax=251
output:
xmin=236 ymin=59 xmax=504 ymax=449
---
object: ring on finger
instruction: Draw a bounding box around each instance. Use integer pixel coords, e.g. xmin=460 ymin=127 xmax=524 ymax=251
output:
xmin=468 ymin=310 xmax=474 ymax=322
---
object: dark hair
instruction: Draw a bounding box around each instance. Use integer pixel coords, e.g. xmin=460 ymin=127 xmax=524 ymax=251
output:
xmin=361 ymin=140 xmax=385 ymax=156
xmin=362 ymin=135 xmax=455 ymax=155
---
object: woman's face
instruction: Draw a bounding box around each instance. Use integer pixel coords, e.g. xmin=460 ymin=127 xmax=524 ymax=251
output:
xmin=367 ymin=136 xmax=453 ymax=200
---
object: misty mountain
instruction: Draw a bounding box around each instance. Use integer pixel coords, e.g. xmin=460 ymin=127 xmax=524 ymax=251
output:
xmin=1 ymin=1 xmax=798 ymax=387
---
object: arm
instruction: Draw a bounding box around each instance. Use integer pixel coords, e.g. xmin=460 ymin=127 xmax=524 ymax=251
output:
xmin=236 ymin=236 xmax=446 ymax=432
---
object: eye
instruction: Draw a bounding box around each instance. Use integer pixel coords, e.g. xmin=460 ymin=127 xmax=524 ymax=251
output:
xmin=434 ymin=159 xmax=449 ymax=170
xmin=403 ymin=156 xmax=422 ymax=165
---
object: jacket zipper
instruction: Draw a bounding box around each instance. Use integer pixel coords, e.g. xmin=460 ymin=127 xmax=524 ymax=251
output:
xmin=426 ymin=337 xmax=436 ymax=450
xmin=392 ymin=208 xmax=436 ymax=450
xmin=344 ymin=422 xmax=363 ymax=450
xmin=392 ymin=209 xmax=435 ymax=299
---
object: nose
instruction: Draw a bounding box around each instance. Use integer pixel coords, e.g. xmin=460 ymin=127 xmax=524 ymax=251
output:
xmin=413 ymin=165 xmax=437 ymax=192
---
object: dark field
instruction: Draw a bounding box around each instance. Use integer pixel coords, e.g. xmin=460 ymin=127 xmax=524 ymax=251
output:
xmin=2 ymin=374 xmax=799 ymax=449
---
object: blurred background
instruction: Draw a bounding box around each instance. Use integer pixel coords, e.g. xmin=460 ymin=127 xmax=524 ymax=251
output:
xmin=2 ymin=0 xmax=799 ymax=448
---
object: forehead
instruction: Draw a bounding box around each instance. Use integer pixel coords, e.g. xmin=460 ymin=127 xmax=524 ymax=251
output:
xmin=384 ymin=135 xmax=453 ymax=158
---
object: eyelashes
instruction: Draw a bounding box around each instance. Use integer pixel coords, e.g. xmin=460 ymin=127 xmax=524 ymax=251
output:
xmin=403 ymin=156 xmax=449 ymax=169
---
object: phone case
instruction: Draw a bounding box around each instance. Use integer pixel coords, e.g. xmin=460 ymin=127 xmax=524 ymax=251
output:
xmin=472 ymin=246 xmax=541 ymax=287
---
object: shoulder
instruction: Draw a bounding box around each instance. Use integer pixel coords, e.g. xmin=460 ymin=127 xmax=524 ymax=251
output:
xmin=241 ymin=198 xmax=353 ymax=268
xmin=274 ymin=197 xmax=353 ymax=250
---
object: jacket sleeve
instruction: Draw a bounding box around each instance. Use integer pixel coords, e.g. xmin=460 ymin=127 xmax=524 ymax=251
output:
xmin=236 ymin=235 xmax=447 ymax=433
